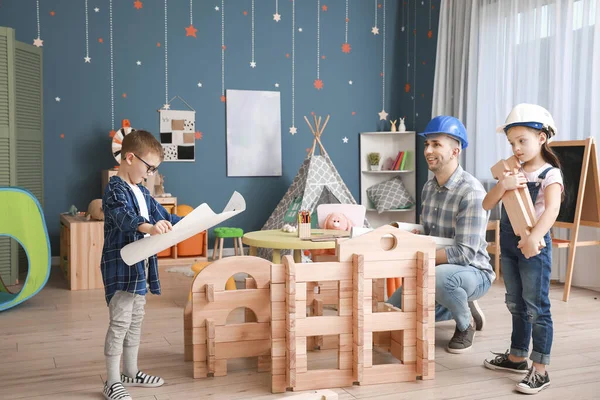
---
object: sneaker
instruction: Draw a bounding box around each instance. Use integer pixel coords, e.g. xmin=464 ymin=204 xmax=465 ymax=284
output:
xmin=484 ymin=350 xmax=529 ymax=374
xmin=121 ymin=371 xmax=165 ymax=388
xmin=103 ymin=382 xmax=132 ymax=400
xmin=516 ymin=366 xmax=550 ymax=394
xmin=468 ymin=300 xmax=486 ymax=331
xmin=447 ymin=323 xmax=476 ymax=353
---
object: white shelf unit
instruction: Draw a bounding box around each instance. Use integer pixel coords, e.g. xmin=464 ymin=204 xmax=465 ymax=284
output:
xmin=360 ymin=132 xmax=417 ymax=228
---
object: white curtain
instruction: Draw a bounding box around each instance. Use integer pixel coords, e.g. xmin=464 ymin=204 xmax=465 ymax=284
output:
xmin=433 ymin=0 xmax=600 ymax=291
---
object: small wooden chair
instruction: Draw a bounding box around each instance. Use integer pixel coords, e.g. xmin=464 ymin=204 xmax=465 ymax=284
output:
xmin=486 ymin=220 xmax=501 ymax=282
xmin=212 ymin=227 xmax=244 ymax=260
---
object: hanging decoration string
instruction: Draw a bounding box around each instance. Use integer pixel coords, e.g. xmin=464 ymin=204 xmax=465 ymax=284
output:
xmin=221 ymin=0 xmax=225 ymax=101
xmin=164 ymin=0 xmax=169 ymax=108
xmin=289 ymin=0 xmax=296 ymax=134
xmin=84 ymin=0 xmax=90 ymax=62
xmin=250 ymin=0 xmax=255 ymax=67
xmin=413 ymin=0 xmax=417 ymax=123
xmin=109 ymin=0 xmax=115 ymax=129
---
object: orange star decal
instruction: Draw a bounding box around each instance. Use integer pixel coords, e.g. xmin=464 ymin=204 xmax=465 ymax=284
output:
xmin=134 ymin=1 xmax=143 ymax=10
xmin=220 ymin=95 xmax=226 ymax=102
xmin=195 ymin=131 xmax=203 ymax=140
xmin=322 ymin=5 xmax=328 ymax=11
xmin=156 ymin=42 xmax=161 ymax=47
xmin=122 ymin=93 xmax=127 ymax=98
xmin=185 ymin=24 xmax=198 ymax=37
xmin=109 ymin=130 xmax=117 ymax=138
xmin=351 ymin=111 xmax=356 ymax=116
xmin=286 ymin=53 xmax=290 ymax=58
xmin=60 ymin=133 xmax=65 ymax=139
xmin=427 ymin=30 xmax=433 ymax=39
xmin=98 ymin=38 xmax=104 ymax=43
xmin=222 ymin=45 xmax=226 ymax=50
xmin=314 ymin=79 xmax=324 ymax=90
xmin=321 ymin=55 xmax=326 ymax=59
xmin=243 ymin=11 xmax=248 ymax=16
xmin=50 ymin=11 xmax=55 ymax=16
xmin=341 ymin=43 xmax=351 ymax=53
xmin=404 ymin=83 xmax=411 ymax=93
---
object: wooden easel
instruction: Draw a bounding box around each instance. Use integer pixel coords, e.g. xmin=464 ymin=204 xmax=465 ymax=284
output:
xmin=550 ymin=137 xmax=600 ymax=302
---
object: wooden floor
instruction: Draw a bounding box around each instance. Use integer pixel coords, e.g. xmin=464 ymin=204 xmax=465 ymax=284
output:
xmin=1 ymin=265 xmax=600 ymax=400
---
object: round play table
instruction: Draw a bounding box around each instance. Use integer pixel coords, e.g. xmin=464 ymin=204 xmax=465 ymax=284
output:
xmin=242 ymin=229 xmax=350 ymax=263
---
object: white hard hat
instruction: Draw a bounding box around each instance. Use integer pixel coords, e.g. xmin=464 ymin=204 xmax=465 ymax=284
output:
xmin=496 ymin=103 xmax=557 ymax=141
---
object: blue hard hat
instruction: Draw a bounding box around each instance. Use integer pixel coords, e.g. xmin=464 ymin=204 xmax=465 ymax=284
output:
xmin=418 ymin=116 xmax=468 ymax=149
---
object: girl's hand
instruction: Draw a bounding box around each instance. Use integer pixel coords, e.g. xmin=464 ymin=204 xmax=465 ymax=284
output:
xmin=150 ymin=220 xmax=173 ymax=235
xmin=411 ymin=229 xmax=422 ymax=234
xmin=501 ymin=173 xmax=527 ymax=191
xmin=517 ymin=235 xmax=543 ymax=259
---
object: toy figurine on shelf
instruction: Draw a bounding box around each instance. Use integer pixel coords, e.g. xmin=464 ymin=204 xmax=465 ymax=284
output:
xmin=390 ymin=119 xmax=398 ymax=132
xmin=398 ymin=117 xmax=406 ymax=132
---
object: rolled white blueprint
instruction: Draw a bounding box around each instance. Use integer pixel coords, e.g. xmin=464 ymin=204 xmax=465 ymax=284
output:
xmin=121 ymin=191 xmax=246 ymax=266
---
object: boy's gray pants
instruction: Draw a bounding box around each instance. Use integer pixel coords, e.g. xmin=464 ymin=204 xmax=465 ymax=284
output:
xmin=104 ymin=290 xmax=147 ymax=356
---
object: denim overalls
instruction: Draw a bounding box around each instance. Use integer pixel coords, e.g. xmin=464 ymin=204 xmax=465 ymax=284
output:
xmin=500 ymin=167 xmax=553 ymax=365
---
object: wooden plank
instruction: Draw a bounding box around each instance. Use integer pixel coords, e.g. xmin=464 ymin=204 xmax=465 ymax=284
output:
xmin=296 ymin=262 xmax=352 ymax=282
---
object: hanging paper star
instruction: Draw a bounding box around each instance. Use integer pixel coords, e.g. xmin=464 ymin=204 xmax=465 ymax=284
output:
xmin=195 ymin=131 xmax=203 ymax=140
xmin=109 ymin=129 xmax=116 ymax=138
xmin=250 ymin=61 xmax=256 ymax=68
xmin=185 ymin=24 xmax=198 ymax=37
xmin=371 ymin=26 xmax=379 ymax=35
xmin=60 ymin=133 xmax=65 ymax=139
xmin=322 ymin=5 xmax=328 ymax=11
xmin=378 ymin=109 xmax=388 ymax=120
xmin=243 ymin=11 xmax=248 ymax=16
xmin=348 ymin=80 xmax=353 ymax=85
xmin=84 ymin=56 xmax=91 ymax=63
xmin=289 ymin=126 xmax=297 ymax=135
xmin=50 ymin=11 xmax=56 ymax=16
xmin=136 ymin=60 xmax=142 ymax=65
xmin=197 ymin=82 xmax=203 ymax=87
xmin=428 ymin=30 xmax=433 ymax=39
xmin=274 ymin=83 xmax=279 ymax=88
xmin=156 ymin=42 xmax=161 ymax=47
xmin=98 ymin=38 xmax=104 ymax=43
xmin=342 ymin=137 xmax=349 ymax=143
xmin=215 ymin=6 xmax=220 ymax=11
xmin=220 ymin=95 xmax=226 ymax=103
xmin=273 ymin=13 xmax=281 ymax=22
xmin=404 ymin=83 xmax=411 ymax=93
xmin=298 ymin=27 xmax=303 ymax=32
xmin=401 ymin=26 xmax=405 ymax=32
xmin=55 ymin=97 xmax=61 ymax=102
xmin=33 ymin=37 xmax=43 ymax=47
xmin=163 ymin=103 xmax=170 ymax=110
xmin=342 ymin=43 xmax=351 ymax=53
xmin=134 ymin=1 xmax=143 ymax=10
xmin=351 ymin=111 xmax=356 ymax=115
xmin=122 ymin=93 xmax=127 ymax=98
xmin=314 ymin=79 xmax=323 ymax=90
xmin=94 ymin=7 xmax=100 ymax=12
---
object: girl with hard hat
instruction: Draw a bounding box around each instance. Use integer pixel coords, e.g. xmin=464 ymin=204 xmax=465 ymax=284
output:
xmin=481 ymin=103 xmax=563 ymax=394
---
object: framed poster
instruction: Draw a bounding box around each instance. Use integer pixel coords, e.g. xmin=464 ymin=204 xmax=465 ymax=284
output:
xmin=226 ymin=89 xmax=282 ymax=176
xmin=159 ymin=109 xmax=196 ymax=161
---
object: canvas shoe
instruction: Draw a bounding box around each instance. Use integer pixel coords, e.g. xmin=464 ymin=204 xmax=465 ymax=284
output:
xmin=468 ymin=300 xmax=486 ymax=331
xmin=447 ymin=322 xmax=476 ymax=353
xmin=516 ymin=366 xmax=551 ymax=394
xmin=121 ymin=371 xmax=165 ymax=388
xmin=484 ymin=350 xmax=529 ymax=374
xmin=103 ymin=382 xmax=132 ymax=400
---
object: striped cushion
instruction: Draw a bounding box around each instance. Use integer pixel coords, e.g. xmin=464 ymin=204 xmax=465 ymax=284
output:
xmin=121 ymin=371 xmax=165 ymax=388
xmin=103 ymin=382 xmax=132 ymax=400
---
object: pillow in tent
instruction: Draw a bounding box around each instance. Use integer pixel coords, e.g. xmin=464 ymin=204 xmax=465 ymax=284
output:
xmin=366 ymin=176 xmax=414 ymax=213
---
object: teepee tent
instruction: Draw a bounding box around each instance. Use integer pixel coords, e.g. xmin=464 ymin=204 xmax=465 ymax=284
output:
xmin=260 ymin=115 xmax=369 ymax=253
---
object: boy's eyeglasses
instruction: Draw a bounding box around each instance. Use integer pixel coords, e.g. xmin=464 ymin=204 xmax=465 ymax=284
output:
xmin=133 ymin=154 xmax=158 ymax=175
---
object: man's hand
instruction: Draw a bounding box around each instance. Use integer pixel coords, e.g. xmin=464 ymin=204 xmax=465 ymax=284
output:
xmin=150 ymin=220 xmax=173 ymax=235
xmin=518 ymin=235 xmax=543 ymax=259
xmin=501 ymin=173 xmax=527 ymax=191
xmin=411 ymin=229 xmax=422 ymax=234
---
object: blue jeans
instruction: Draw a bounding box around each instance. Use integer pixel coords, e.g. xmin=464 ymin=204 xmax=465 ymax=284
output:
xmin=387 ymin=264 xmax=492 ymax=331
xmin=500 ymin=230 xmax=553 ymax=365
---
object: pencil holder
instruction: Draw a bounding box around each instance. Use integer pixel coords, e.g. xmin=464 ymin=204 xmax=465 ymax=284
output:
xmin=298 ymin=223 xmax=311 ymax=239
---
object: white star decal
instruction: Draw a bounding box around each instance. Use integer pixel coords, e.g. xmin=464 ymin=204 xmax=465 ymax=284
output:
xmin=55 ymin=97 xmax=61 ymax=102
xmin=215 ymin=6 xmax=219 ymax=11
xmin=136 ymin=60 xmax=142 ymax=66
xmin=342 ymin=137 xmax=349 ymax=143
xmin=197 ymin=82 xmax=203 ymax=87
xmin=250 ymin=61 xmax=256 ymax=68
xmin=273 ymin=13 xmax=281 ymax=22
xmin=163 ymin=104 xmax=171 ymax=110
xmin=33 ymin=37 xmax=43 ymax=47
xmin=378 ymin=109 xmax=388 ymax=120
xmin=298 ymin=27 xmax=303 ymax=32
xmin=402 ymin=26 xmax=405 ymax=32
xmin=274 ymin=83 xmax=280 ymax=88
xmin=84 ymin=56 xmax=91 ymax=63
xmin=94 ymin=7 xmax=100 ymax=12
xmin=348 ymin=80 xmax=353 ymax=85
xmin=289 ymin=126 xmax=297 ymax=135
xmin=371 ymin=26 xmax=379 ymax=35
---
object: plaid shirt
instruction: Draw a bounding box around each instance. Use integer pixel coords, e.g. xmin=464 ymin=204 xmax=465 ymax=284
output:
xmin=421 ymin=165 xmax=495 ymax=280
xmin=101 ymin=176 xmax=182 ymax=305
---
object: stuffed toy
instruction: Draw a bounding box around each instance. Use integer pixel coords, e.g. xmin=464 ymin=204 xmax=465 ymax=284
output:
xmin=85 ymin=199 xmax=104 ymax=221
xmin=311 ymin=212 xmax=353 ymax=257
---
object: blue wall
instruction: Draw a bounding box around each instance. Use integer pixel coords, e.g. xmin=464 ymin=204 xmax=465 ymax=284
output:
xmin=0 ymin=0 xmax=440 ymax=255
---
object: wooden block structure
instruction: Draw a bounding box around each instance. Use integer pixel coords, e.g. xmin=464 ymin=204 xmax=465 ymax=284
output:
xmin=184 ymin=256 xmax=272 ymax=378
xmin=271 ymin=226 xmax=436 ymax=393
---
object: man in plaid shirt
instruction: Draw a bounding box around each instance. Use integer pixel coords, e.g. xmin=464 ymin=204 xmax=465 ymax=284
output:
xmin=388 ymin=116 xmax=495 ymax=353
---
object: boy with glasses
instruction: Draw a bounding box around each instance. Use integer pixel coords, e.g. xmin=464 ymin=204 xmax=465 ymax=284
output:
xmin=101 ymin=130 xmax=182 ymax=400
